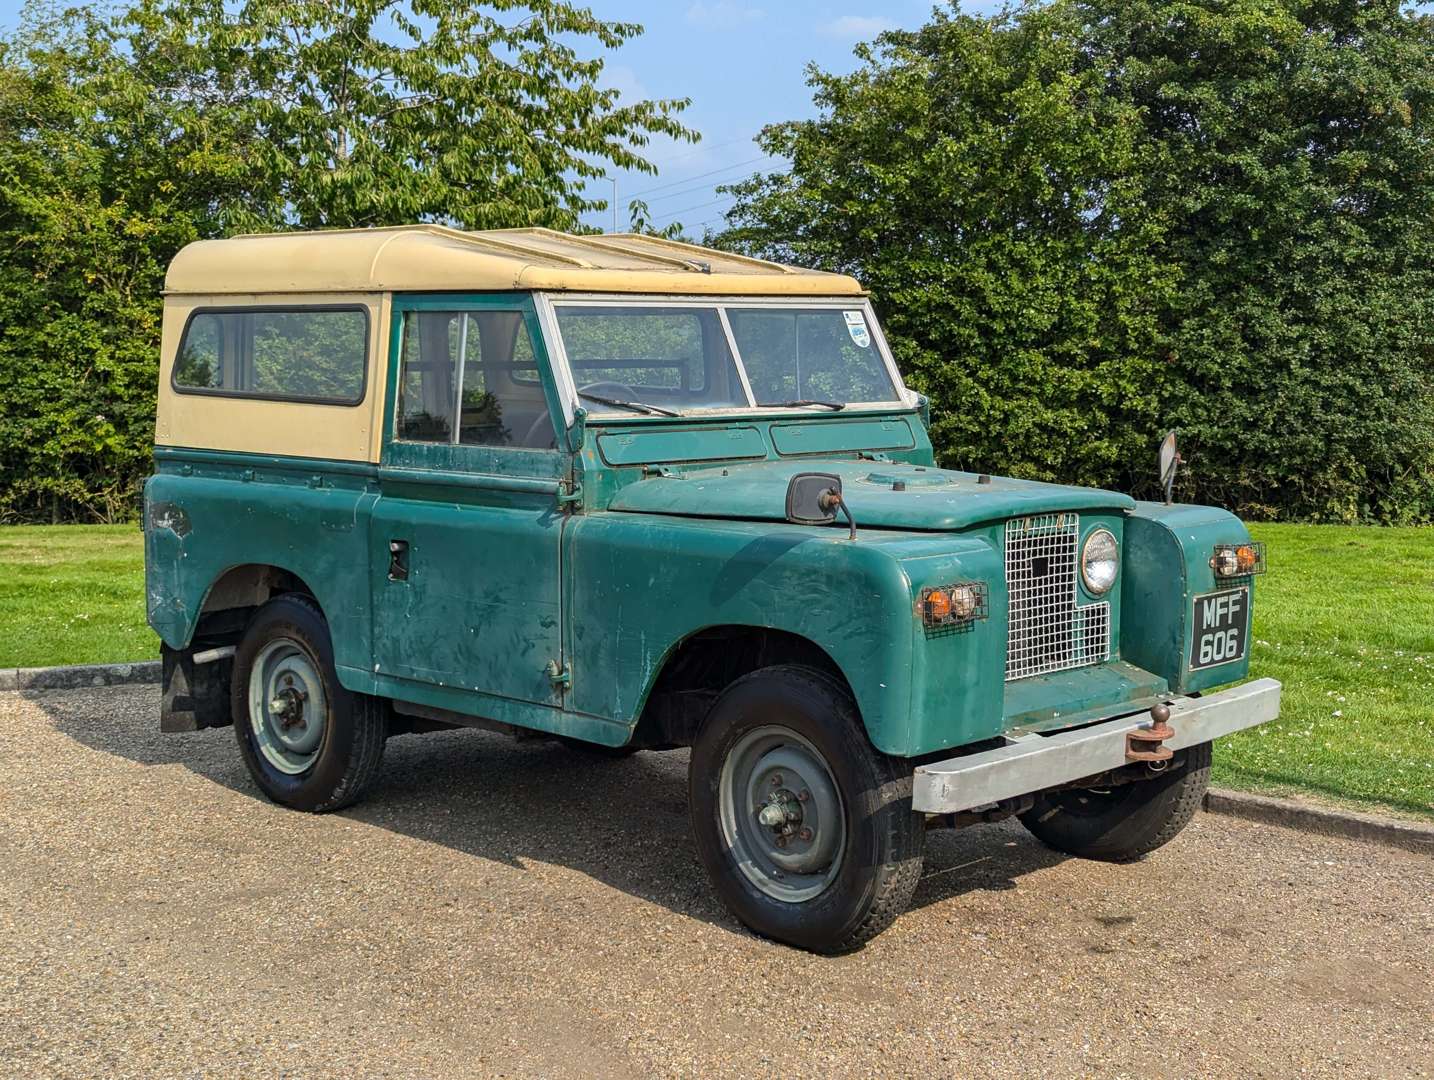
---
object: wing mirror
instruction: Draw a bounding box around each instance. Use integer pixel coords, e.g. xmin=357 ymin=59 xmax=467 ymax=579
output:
xmin=1158 ymin=431 xmax=1182 ymax=504
xmin=785 ymin=472 xmax=857 ymax=540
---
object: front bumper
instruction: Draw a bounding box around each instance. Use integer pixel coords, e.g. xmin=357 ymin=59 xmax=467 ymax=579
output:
xmin=911 ymin=678 xmax=1282 ymax=814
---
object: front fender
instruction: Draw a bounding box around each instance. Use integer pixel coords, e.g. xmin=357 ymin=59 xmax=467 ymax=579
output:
xmin=564 ymin=514 xmax=1000 ymax=756
xmin=1121 ymin=501 xmax=1256 ymax=694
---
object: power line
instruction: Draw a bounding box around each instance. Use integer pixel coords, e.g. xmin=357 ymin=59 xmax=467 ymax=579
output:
xmin=651 ymin=193 xmax=737 ymax=224
xmin=643 ymin=135 xmax=752 ymax=171
xmin=687 ymin=214 xmax=736 ymax=233
xmin=637 ymin=160 xmax=777 ymax=208
xmin=627 ymin=155 xmax=774 ymax=201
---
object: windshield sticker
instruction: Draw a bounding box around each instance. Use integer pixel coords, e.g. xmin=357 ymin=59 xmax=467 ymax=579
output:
xmin=843 ymin=310 xmax=872 ymax=348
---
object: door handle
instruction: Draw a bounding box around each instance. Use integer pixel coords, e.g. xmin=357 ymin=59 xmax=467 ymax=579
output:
xmin=388 ymin=540 xmax=410 ymax=581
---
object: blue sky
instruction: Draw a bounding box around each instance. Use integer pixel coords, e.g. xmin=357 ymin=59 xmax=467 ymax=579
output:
xmin=573 ymin=1 xmax=961 ymax=233
xmin=0 ymin=0 xmax=1001 ymax=233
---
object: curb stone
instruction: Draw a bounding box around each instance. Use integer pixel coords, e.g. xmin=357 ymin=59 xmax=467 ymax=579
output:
xmin=1203 ymin=787 xmax=1434 ymax=856
xmin=1 ymin=660 xmax=161 ymax=692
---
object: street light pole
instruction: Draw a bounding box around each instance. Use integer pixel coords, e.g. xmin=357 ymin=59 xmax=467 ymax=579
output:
xmin=610 ymin=177 xmax=618 ymax=233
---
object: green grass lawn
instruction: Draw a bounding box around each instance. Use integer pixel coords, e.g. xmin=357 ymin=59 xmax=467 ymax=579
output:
xmin=0 ymin=525 xmax=158 ymax=668
xmin=1216 ymin=523 xmax=1434 ymax=820
xmin=0 ymin=521 xmax=1430 ymax=818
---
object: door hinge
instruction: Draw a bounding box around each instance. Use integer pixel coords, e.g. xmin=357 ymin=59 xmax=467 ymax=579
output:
xmin=544 ymin=659 xmax=571 ymax=689
xmin=556 ymin=478 xmax=583 ymax=509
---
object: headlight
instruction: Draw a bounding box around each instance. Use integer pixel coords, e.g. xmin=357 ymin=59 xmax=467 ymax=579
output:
xmin=1081 ymin=528 xmax=1119 ymax=594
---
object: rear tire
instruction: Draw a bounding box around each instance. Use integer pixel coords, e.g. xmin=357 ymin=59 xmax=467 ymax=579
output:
xmin=1018 ymin=742 xmax=1211 ymax=862
xmin=231 ymin=594 xmax=386 ymax=813
xmin=689 ymin=665 xmax=924 ymax=954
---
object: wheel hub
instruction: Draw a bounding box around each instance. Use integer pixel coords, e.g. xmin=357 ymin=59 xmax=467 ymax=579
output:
xmin=247 ymin=638 xmax=327 ymax=775
xmin=269 ymin=686 xmax=308 ymax=729
xmin=719 ymin=726 xmax=846 ymax=903
xmin=756 ymin=791 xmax=802 ymax=831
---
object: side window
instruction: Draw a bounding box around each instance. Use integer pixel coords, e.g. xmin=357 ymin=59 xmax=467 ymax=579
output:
xmin=397 ymin=313 xmax=460 ymax=441
xmin=396 ymin=310 xmax=557 ymax=449
xmin=174 ymin=308 xmax=368 ymax=404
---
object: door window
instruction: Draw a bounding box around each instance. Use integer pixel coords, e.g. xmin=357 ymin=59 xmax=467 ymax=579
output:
xmin=396 ymin=310 xmax=556 ymax=448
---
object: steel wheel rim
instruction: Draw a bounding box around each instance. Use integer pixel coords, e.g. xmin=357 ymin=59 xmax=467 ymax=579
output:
xmin=247 ymin=637 xmax=327 ymax=776
xmin=718 ymin=725 xmax=845 ymax=903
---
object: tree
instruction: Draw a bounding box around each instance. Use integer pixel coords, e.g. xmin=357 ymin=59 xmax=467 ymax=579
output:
xmin=719 ymin=5 xmax=1176 ymax=492
xmin=1080 ymin=0 xmax=1434 ymax=522
xmin=719 ymin=0 xmax=1434 ymax=522
xmin=124 ymin=0 xmax=697 ymax=232
xmin=0 ymin=5 xmax=222 ymax=522
xmin=626 ymin=197 xmax=689 ymax=240
xmin=0 ymin=0 xmax=695 ymax=521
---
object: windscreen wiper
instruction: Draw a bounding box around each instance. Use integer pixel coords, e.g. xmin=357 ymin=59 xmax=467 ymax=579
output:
xmin=777 ymin=399 xmax=846 ymax=410
xmin=578 ymin=392 xmax=681 ymax=417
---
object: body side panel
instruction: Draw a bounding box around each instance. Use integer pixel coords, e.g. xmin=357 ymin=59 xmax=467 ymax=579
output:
xmin=145 ymin=449 xmax=379 ymax=676
xmin=560 ymin=511 xmax=1146 ymax=757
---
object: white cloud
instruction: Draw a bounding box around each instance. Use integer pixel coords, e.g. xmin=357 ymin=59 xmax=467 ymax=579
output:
xmin=603 ymin=64 xmax=649 ymax=106
xmin=686 ymin=3 xmax=766 ymax=30
xmin=821 ymin=14 xmax=899 ymax=40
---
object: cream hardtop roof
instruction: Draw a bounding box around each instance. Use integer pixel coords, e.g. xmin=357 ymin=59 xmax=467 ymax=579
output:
xmin=165 ymin=224 xmax=865 ymax=297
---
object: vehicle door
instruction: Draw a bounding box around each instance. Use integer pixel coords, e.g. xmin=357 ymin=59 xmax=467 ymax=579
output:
xmin=370 ymin=294 xmax=572 ymax=709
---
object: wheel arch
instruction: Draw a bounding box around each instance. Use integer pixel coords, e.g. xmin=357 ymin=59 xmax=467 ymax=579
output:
xmin=628 ymin=624 xmax=858 ymax=750
xmin=182 ymin=563 xmax=323 ymax=647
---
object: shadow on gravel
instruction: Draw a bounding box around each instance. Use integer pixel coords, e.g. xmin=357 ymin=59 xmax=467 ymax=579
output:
xmin=34 ymin=685 xmax=1067 ymax=937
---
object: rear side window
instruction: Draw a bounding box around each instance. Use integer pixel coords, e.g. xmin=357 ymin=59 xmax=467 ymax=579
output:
xmin=173 ymin=308 xmax=369 ymax=404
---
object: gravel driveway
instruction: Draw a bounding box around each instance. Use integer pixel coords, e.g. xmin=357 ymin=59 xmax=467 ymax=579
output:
xmin=1 ymin=685 xmax=1431 ymax=1079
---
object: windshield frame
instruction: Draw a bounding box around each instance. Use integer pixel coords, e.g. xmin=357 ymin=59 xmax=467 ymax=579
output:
xmin=534 ymin=293 xmax=913 ymax=427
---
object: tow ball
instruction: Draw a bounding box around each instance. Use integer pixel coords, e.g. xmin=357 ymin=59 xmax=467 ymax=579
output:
xmin=1126 ymin=702 xmax=1176 ymax=765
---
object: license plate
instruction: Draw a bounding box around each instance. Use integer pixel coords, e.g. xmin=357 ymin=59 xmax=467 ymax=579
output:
xmin=1190 ymin=587 xmax=1250 ymax=670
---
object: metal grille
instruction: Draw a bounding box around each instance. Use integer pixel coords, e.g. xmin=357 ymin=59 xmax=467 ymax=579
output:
xmin=1005 ymin=514 xmax=1111 ymax=681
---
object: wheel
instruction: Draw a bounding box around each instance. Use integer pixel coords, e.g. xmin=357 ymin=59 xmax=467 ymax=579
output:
xmin=231 ymin=594 xmax=387 ymax=812
xmin=1018 ymin=742 xmax=1212 ymax=862
xmin=689 ymin=665 xmax=924 ymax=954
xmin=554 ymin=735 xmax=641 ymax=758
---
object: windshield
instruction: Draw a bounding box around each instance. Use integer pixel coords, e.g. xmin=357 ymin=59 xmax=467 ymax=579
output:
xmin=555 ymin=306 xmax=748 ymax=413
xmin=550 ymin=300 xmax=903 ymax=416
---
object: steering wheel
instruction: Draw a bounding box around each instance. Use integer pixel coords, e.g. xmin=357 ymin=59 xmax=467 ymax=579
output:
xmin=522 ymin=380 xmax=645 ymax=449
xmin=519 ymin=381 xmax=648 ymax=447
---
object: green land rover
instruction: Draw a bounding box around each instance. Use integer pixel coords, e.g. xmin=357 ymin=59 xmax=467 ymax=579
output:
xmin=145 ymin=225 xmax=1281 ymax=952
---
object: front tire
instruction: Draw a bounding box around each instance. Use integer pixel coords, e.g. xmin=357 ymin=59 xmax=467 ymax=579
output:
xmin=689 ymin=665 xmax=924 ymax=954
xmin=1018 ymin=742 xmax=1212 ymax=862
xmin=231 ymin=594 xmax=386 ymax=813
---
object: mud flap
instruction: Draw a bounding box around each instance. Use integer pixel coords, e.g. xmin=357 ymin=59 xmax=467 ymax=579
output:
xmin=161 ymin=643 xmax=235 ymax=732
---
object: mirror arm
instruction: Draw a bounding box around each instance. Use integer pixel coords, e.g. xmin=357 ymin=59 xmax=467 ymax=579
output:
xmin=823 ymin=490 xmax=857 ymax=542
